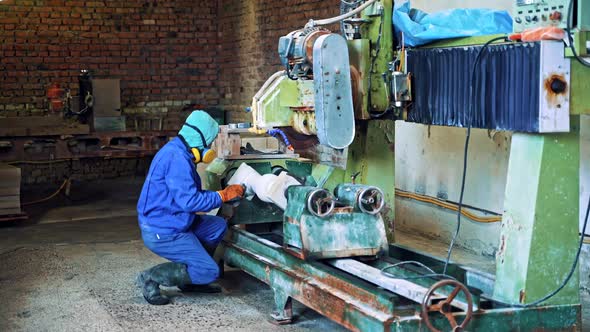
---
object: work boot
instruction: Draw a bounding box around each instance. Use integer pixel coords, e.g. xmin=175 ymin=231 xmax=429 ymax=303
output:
xmin=179 ymin=246 xmax=222 ymax=293
xmin=179 ymin=283 xmax=222 ymax=293
xmin=137 ymin=262 xmax=192 ymax=305
xmin=136 ymin=271 xmax=169 ymax=305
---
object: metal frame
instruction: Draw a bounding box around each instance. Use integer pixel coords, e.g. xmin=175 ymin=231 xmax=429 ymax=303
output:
xmin=223 ymin=227 xmax=582 ymax=331
xmin=0 ymin=131 xmax=177 ymax=162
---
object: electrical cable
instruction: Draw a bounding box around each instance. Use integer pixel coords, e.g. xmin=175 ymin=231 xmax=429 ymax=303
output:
xmin=308 ymin=0 xmax=376 ymax=27
xmin=395 ymin=189 xmax=502 ymax=223
xmin=340 ymin=0 xmax=364 ymax=5
xmin=441 ymin=33 xmax=590 ymax=308
xmin=489 ymin=188 xmax=590 ymax=308
xmin=21 ymin=179 xmax=70 ymax=207
xmin=380 ymin=261 xmax=458 ymax=281
xmin=566 ymin=0 xmax=590 ymax=68
xmin=442 ymin=36 xmax=509 ymax=276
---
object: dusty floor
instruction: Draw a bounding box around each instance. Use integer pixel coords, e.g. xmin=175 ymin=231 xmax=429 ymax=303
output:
xmin=0 ymin=217 xmax=345 ymax=332
xmin=2 ymin=179 xmax=588 ymax=331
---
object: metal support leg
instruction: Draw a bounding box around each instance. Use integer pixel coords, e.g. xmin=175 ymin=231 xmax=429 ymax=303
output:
xmin=270 ymin=288 xmax=293 ymax=324
xmin=494 ymin=117 xmax=580 ymax=305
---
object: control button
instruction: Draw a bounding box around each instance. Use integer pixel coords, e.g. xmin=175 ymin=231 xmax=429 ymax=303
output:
xmin=515 ymin=17 xmax=522 ymax=23
xmin=542 ymin=15 xmax=547 ymax=21
xmin=531 ymin=15 xmax=538 ymax=22
xmin=549 ymin=11 xmax=562 ymax=21
xmin=525 ymin=15 xmax=532 ymax=22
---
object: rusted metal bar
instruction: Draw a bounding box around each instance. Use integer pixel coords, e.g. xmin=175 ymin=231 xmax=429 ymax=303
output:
xmin=223 ymin=228 xmax=398 ymax=332
xmin=0 ymin=131 xmax=176 ymax=162
xmin=224 ymin=228 xmax=581 ymax=331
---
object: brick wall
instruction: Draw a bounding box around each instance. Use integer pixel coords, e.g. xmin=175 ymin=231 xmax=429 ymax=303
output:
xmin=1 ymin=0 xmax=344 ymax=122
xmin=0 ymin=0 xmax=218 ymax=116
xmin=1 ymin=0 xmax=344 ymax=186
xmin=217 ymin=0 xmax=340 ymax=123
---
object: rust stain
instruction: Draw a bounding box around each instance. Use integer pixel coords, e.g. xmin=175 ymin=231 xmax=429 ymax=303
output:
xmin=498 ymin=235 xmax=506 ymax=256
xmin=289 ymin=263 xmax=393 ymax=315
xmin=350 ymin=65 xmax=363 ymax=117
xmin=304 ymin=30 xmax=330 ymax=64
xmin=519 ymin=289 xmax=526 ymax=304
xmin=290 ymin=106 xmax=314 ymax=112
xmin=333 ymin=206 xmax=354 ymax=214
xmin=544 ymin=73 xmax=568 ymax=107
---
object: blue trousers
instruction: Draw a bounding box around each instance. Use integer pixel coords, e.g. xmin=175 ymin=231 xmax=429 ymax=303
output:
xmin=141 ymin=215 xmax=227 ymax=285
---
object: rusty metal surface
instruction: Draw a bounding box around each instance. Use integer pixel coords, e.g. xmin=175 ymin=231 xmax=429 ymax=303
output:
xmin=0 ymin=131 xmax=176 ymax=162
xmin=224 ymin=228 xmax=582 ymax=331
xmin=223 ymin=228 xmax=396 ymax=332
xmin=421 ymin=279 xmax=473 ymax=332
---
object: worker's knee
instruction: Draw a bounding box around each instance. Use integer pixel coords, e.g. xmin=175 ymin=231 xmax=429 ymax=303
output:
xmin=197 ymin=215 xmax=228 ymax=246
xmin=186 ymin=260 xmax=219 ymax=284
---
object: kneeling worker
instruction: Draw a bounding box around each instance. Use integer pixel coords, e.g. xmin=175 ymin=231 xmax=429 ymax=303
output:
xmin=136 ymin=110 xmax=244 ymax=305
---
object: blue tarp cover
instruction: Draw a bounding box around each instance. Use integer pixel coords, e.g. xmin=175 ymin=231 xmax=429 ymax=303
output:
xmin=393 ymin=2 xmax=513 ymax=47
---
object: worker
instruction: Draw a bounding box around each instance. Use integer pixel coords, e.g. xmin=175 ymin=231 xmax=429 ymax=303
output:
xmin=136 ymin=110 xmax=245 ymax=305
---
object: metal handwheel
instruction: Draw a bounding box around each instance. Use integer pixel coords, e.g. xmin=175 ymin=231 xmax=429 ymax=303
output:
xmin=421 ymin=279 xmax=474 ymax=332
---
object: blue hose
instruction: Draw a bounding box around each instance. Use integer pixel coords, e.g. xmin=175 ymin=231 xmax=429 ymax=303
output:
xmin=267 ymin=129 xmax=294 ymax=151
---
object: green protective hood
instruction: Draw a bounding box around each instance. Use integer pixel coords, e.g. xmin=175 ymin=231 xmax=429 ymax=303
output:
xmin=178 ymin=110 xmax=219 ymax=149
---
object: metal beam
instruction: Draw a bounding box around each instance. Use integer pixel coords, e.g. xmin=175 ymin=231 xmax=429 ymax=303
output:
xmin=327 ymin=259 xmax=475 ymax=312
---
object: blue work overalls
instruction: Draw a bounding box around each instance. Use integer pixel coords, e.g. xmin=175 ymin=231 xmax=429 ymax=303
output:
xmin=137 ymin=137 xmax=225 ymax=284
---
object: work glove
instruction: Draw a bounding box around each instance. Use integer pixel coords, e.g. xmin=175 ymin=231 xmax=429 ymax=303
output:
xmin=217 ymin=184 xmax=245 ymax=203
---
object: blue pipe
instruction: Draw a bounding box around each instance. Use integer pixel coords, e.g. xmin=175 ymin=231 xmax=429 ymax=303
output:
xmin=267 ymin=129 xmax=294 ymax=151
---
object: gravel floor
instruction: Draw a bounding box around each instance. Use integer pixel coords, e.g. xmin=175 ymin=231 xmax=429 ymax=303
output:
xmin=0 ymin=219 xmax=344 ymax=332
xmin=1 ymin=216 xmax=588 ymax=331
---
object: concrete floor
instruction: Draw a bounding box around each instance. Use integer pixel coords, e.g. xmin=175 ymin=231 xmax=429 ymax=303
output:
xmin=1 ymin=179 xmax=588 ymax=331
xmin=0 ymin=217 xmax=345 ymax=332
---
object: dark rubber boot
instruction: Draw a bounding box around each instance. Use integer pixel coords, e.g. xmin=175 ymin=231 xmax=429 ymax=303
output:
xmin=179 ymin=283 xmax=222 ymax=293
xmin=136 ymin=271 xmax=169 ymax=305
xmin=178 ymin=246 xmax=222 ymax=293
xmin=137 ymin=262 xmax=192 ymax=305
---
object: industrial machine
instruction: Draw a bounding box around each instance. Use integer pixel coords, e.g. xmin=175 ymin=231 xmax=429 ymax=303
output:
xmin=210 ymin=0 xmax=590 ymax=330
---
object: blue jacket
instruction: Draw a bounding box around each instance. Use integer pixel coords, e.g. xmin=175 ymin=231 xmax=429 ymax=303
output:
xmin=137 ymin=137 xmax=222 ymax=234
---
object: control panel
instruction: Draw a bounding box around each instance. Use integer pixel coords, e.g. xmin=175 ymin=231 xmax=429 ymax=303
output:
xmin=513 ymin=0 xmax=568 ymax=32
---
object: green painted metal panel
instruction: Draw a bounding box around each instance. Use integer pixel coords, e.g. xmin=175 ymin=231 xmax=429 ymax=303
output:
xmin=311 ymin=163 xmax=342 ymax=191
xmin=494 ymin=117 xmax=580 ymax=306
xmin=224 ymin=228 xmax=398 ymax=313
xmin=570 ymin=59 xmax=590 ymax=115
xmin=285 ymin=160 xmax=312 ymax=180
xmin=345 ymin=120 xmax=396 ymax=242
xmin=579 ymin=0 xmax=590 ymax=31
xmin=257 ymin=77 xmax=316 ymax=127
xmin=362 ymin=0 xmax=393 ymax=114
xmin=283 ymin=185 xmax=388 ymax=259
xmin=224 ymin=228 xmax=581 ymax=331
xmin=229 ymin=196 xmax=283 ymax=225
xmin=258 ymin=77 xmax=296 ymax=127
xmin=246 ymin=161 xmax=272 ymax=175
xmin=393 ymin=304 xmax=581 ymax=331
